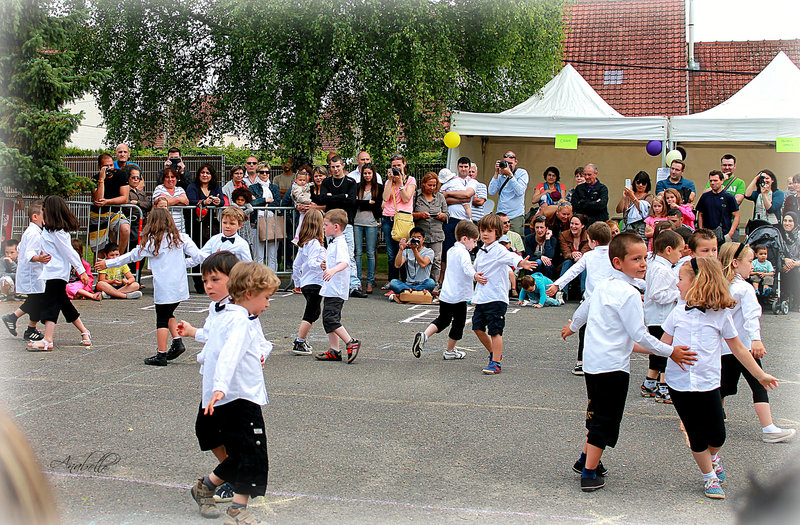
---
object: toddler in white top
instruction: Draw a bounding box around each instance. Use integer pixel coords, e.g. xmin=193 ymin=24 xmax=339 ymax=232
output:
xmin=291 ymin=171 xmax=313 ymax=244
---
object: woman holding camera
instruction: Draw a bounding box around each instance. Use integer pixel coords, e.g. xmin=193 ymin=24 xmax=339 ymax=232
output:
xmin=745 ymin=169 xmax=784 ymax=226
xmin=381 ymin=154 xmax=416 ymax=289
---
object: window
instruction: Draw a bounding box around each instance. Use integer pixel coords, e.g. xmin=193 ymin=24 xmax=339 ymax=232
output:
xmin=604 ymin=70 xmax=623 ymax=85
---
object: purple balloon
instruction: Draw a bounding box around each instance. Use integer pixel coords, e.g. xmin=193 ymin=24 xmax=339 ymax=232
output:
xmin=646 ymin=140 xmax=662 ymax=156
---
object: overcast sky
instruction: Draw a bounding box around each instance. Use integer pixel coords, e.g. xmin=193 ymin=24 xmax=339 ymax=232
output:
xmin=691 ymin=0 xmax=800 ymax=42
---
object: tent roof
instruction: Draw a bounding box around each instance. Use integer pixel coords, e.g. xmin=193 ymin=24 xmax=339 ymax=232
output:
xmin=449 ymin=64 xmax=667 ymax=141
xmin=670 ymin=52 xmax=800 ymax=141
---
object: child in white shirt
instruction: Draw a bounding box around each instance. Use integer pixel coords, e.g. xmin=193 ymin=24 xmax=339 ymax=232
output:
xmin=641 ymin=230 xmax=684 ymax=403
xmin=663 ymin=256 xmax=778 ymax=500
xmin=472 ymin=214 xmax=534 ymax=374
xmin=291 ymin=210 xmax=327 ymax=355
xmin=412 ymin=220 xmax=484 ymax=360
xmin=562 ymin=233 xmax=695 ymax=493
xmin=314 ymin=209 xmax=360 ymax=363
xmin=189 ymin=262 xmax=280 ymax=523
xmin=96 ymin=208 xmax=203 ymax=366
xmin=200 ymin=207 xmax=253 ymax=263
xmin=2 ymin=200 xmax=49 ymax=342
xmin=718 ymin=242 xmax=794 ymax=444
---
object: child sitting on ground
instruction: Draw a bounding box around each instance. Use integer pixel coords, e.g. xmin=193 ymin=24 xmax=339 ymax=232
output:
xmin=749 ymin=245 xmax=775 ymax=296
xmin=95 ymin=242 xmax=142 ymax=299
xmin=66 ymin=239 xmax=100 ymax=301
xmin=517 ymin=274 xmax=561 ymax=308
xmin=0 ymin=239 xmax=19 ymax=300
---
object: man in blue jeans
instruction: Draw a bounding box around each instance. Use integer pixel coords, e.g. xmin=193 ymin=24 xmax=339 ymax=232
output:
xmin=389 ymin=228 xmax=436 ymax=296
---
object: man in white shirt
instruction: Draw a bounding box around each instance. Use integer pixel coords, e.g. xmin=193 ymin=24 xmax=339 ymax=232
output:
xmin=440 ymin=158 xmax=477 ymax=276
xmin=347 ymin=151 xmax=382 ymax=184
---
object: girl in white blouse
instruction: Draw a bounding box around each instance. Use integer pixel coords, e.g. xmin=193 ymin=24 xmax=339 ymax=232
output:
xmin=718 ymin=242 xmax=795 ymax=444
xmin=662 ymin=257 xmax=778 ymax=500
xmin=96 ymin=208 xmax=202 ymax=366
xmin=27 ymin=196 xmax=92 ymax=351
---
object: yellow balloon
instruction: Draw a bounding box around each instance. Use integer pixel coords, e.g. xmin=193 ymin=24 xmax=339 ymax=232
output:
xmin=664 ymin=149 xmax=683 ymax=166
xmin=443 ymin=131 xmax=461 ymax=149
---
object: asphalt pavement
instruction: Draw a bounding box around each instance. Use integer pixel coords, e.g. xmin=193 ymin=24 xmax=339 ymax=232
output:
xmin=1 ymin=283 xmax=799 ymax=524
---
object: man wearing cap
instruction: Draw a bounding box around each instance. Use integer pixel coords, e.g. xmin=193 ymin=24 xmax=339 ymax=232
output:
xmin=488 ymin=150 xmax=529 ymax=235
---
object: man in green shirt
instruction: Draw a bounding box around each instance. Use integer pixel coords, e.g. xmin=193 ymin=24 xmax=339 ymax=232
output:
xmin=703 ymin=154 xmax=745 ymax=205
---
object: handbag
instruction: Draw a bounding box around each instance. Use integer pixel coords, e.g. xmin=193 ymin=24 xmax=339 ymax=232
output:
xmin=258 ymin=212 xmax=285 ymax=242
xmin=390 ymin=188 xmax=414 ymax=241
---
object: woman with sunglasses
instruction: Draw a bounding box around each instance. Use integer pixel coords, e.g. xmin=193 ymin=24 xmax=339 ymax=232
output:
xmin=616 ymin=170 xmax=653 ymax=240
xmin=249 ymin=162 xmax=280 ymax=268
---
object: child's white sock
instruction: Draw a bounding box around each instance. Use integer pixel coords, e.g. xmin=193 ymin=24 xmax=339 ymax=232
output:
xmin=702 ymin=470 xmax=716 ymax=482
xmin=762 ymin=424 xmax=781 ymax=433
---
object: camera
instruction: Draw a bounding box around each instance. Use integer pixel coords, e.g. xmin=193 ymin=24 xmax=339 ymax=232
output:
xmin=498 ymin=160 xmax=508 ymax=170
xmin=392 ymin=167 xmax=402 ymax=177
xmin=104 ymin=167 xmax=123 ymax=178
xmin=170 ymin=158 xmax=181 ymax=168
xmin=409 ymin=238 xmax=421 ymax=247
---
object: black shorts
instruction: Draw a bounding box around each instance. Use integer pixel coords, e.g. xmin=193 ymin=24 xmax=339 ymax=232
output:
xmin=471 ymin=301 xmax=507 ymax=336
xmin=154 ymin=302 xmax=179 ymax=329
xmin=431 ymin=301 xmax=468 ymax=341
xmin=19 ymin=292 xmax=43 ymax=323
xmin=584 ymin=371 xmax=629 ymax=450
xmin=195 ymin=402 xmax=225 ymax=451
xmin=322 ymin=296 xmax=345 ymax=333
xmin=211 ymin=399 xmax=269 ymax=498
xmin=647 ymin=326 xmax=667 ymax=373
xmin=301 ymin=285 xmax=322 ymax=324
xmin=39 ymin=279 xmax=80 ymax=324
xmin=669 ymin=387 xmax=726 ymax=453
xmin=719 ymin=354 xmax=769 ymax=404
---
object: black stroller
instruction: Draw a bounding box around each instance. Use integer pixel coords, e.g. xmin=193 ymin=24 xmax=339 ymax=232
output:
xmin=746 ymin=223 xmax=791 ymax=315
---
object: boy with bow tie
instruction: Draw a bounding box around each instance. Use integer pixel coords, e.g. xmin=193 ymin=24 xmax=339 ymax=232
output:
xmin=200 ymin=207 xmax=253 ymax=262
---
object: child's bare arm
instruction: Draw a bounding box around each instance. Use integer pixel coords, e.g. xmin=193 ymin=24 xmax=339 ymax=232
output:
xmin=726 ymin=336 xmax=778 ymax=389
xmin=177 ymin=320 xmax=197 ymax=338
xmin=323 ymin=261 xmax=348 ymax=281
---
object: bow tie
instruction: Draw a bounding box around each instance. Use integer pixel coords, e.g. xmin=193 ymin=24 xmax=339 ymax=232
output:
xmin=248 ymin=314 xmax=258 ymax=321
xmin=685 ymin=304 xmax=706 ymax=313
xmin=215 ymin=302 xmax=226 ymax=312
xmin=221 ymin=236 xmax=235 ymax=243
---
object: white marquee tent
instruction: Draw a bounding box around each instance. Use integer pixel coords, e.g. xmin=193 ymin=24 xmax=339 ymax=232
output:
xmin=669 ymin=51 xmax=800 ymax=142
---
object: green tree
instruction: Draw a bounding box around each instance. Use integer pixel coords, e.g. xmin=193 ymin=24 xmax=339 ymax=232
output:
xmin=0 ymin=0 xmax=104 ymax=196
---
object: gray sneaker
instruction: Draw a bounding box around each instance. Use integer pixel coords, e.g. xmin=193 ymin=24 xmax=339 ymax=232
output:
xmin=126 ymin=290 xmax=142 ymax=299
xmin=190 ymin=478 xmax=221 ymax=519
xmin=555 ymin=291 xmax=565 ymax=305
xmin=442 ymin=349 xmax=466 ymax=360
xmin=292 ymin=339 xmax=313 ymax=355
xmin=762 ymin=428 xmax=796 ymax=443
xmin=100 ymin=291 xmax=110 ymax=299
xmin=2 ymin=312 xmax=18 ymax=336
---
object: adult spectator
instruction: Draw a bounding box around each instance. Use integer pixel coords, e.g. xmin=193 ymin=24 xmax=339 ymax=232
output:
xmin=656 ymin=159 xmax=695 ymax=204
xmin=412 ymin=172 xmax=448 ymax=284
xmin=126 ymin=167 xmax=151 ymax=244
xmin=780 ymin=212 xmax=800 ymax=310
xmin=186 ymin=163 xmax=224 ymax=292
xmin=113 ymin=143 xmax=140 ymax=172
xmin=222 ymin=165 xmax=246 ymax=204
xmin=381 ymin=153 xmax=417 ymax=290
xmin=90 ymin=153 xmax=131 ymax=254
xmin=468 ymin=163 xmax=489 ymax=223
xmin=440 ymin=158 xmax=476 ymax=272
xmin=558 ymin=213 xmax=589 ymax=298
xmin=272 ymin=157 xmax=295 ymax=198
xmin=616 ymin=170 xmax=652 ymax=239
xmin=702 ymin=154 xmax=746 ymax=205
xmin=311 ymin=155 xmax=364 ymax=297
xmin=353 ymin=164 xmax=382 ymax=293
xmin=249 ymin=162 xmax=279 ymax=268
xmin=488 ymin=150 xmax=529 ymax=235
xmin=744 ymin=169 xmax=784 ymax=226
xmin=784 ymin=174 xmax=800 ymax=217
xmin=388 ymin=228 xmax=435 ymax=295
xmin=239 ymin=155 xmax=259 ymax=187
xmin=542 ymin=200 xmax=573 ymax=242
xmin=348 ymin=151 xmax=383 ymax=184
xmin=564 ymin=167 xmax=584 ymax=204
xmin=570 ymin=163 xmax=609 ymax=225
xmin=531 ymin=166 xmax=566 ymax=212
xmin=498 ymin=212 xmax=524 ymax=253
xmin=160 ymin=147 xmax=192 ymax=190
xmin=695 ymin=170 xmax=740 ymax=243
xmin=524 ymin=215 xmax=557 ymax=279
xmin=152 ymin=167 xmax=189 ymax=232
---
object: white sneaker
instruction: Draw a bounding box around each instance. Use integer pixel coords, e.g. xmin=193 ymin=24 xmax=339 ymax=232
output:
xmin=100 ymin=291 xmax=110 ymax=299
xmin=442 ymin=349 xmax=466 ymax=360
xmin=388 ymin=293 xmax=396 ymax=302
xmin=762 ymin=427 xmax=796 ymax=443
xmin=555 ymin=291 xmax=565 ymax=305
xmin=126 ymin=290 xmax=142 ymax=299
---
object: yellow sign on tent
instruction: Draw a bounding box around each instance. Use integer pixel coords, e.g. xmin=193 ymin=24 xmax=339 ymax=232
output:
xmin=555 ymin=135 xmax=578 ymax=150
xmin=776 ymin=137 xmax=800 ymax=152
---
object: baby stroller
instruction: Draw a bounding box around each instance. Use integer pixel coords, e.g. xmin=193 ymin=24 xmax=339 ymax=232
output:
xmin=746 ymin=223 xmax=791 ymax=315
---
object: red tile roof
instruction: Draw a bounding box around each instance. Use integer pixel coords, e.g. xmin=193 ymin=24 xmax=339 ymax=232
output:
xmin=563 ymin=0 xmax=688 ymax=117
xmin=689 ymin=40 xmax=800 ymax=113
